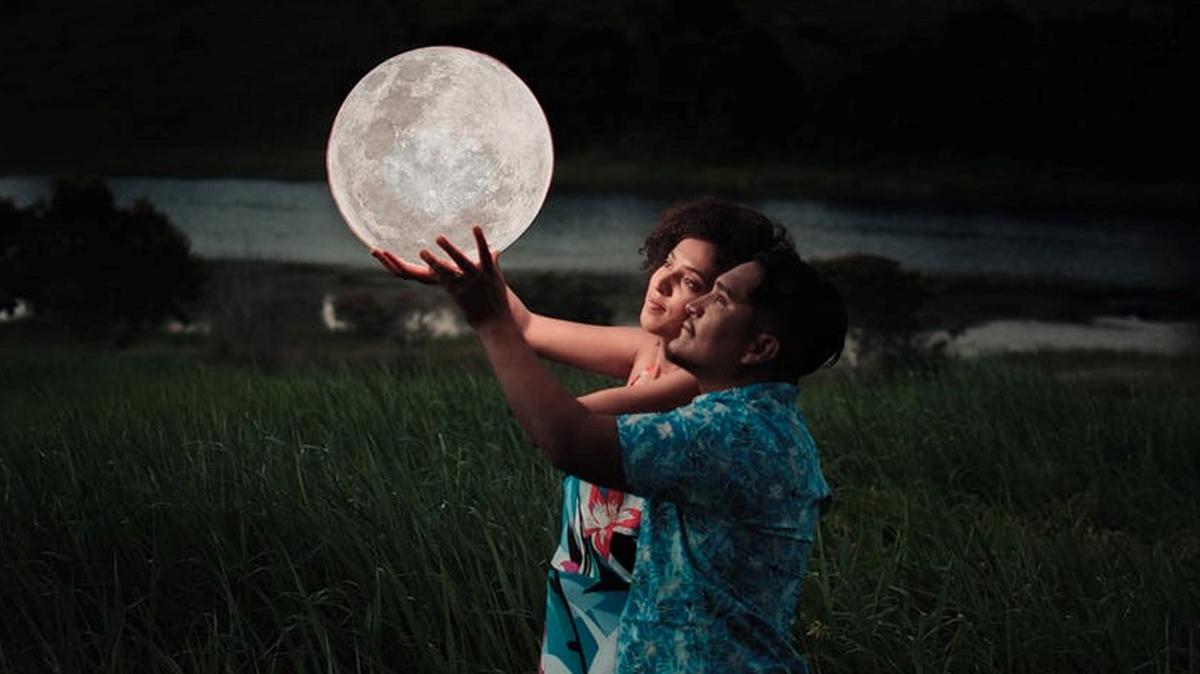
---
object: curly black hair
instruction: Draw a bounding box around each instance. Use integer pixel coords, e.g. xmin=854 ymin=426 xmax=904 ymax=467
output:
xmin=639 ymin=197 xmax=788 ymax=276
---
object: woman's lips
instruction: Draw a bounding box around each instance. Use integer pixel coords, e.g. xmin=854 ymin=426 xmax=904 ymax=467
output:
xmin=645 ymin=299 xmax=666 ymax=313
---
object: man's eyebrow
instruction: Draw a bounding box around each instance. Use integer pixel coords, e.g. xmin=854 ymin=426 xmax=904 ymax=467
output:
xmin=715 ymin=280 xmax=732 ymax=296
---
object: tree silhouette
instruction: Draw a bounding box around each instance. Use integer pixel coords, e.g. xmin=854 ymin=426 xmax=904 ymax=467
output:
xmin=0 ymin=197 xmax=34 ymax=315
xmin=816 ymin=254 xmax=928 ymax=368
xmin=1 ymin=178 xmax=205 ymax=340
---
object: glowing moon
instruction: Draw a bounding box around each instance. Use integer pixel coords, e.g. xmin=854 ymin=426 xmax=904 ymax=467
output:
xmin=327 ymin=46 xmax=553 ymax=260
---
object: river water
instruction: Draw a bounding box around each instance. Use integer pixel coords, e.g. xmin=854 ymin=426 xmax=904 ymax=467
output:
xmin=2 ymin=175 xmax=1195 ymax=354
xmin=0 ymin=176 xmax=1195 ymax=286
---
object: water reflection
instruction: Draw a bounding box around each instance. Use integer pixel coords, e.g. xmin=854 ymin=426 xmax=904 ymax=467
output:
xmin=1 ymin=176 xmax=1194 ymax=286
xmin=2 ymin=175 xmax=1194 ymax=356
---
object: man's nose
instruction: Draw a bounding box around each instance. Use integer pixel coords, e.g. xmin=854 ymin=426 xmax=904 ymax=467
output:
xmin=686 ymin=300 xmax=702 ymax=317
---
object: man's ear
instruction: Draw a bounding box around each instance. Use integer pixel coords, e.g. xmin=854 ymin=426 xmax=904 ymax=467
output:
xmin=740 ymin=332 xmax=779 ymax=366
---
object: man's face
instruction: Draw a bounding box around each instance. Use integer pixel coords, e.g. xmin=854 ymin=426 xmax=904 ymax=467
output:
xmin=664 ymin=260 xmax=766 ymax=379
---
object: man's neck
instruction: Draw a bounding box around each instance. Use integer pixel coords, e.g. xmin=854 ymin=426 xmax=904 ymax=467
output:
xmin=695 ymin=372 xmax=775 ymax=395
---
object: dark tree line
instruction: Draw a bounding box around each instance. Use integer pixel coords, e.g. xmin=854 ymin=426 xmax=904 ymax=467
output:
xmin=0 ymin=179 xmax=205 ymax=340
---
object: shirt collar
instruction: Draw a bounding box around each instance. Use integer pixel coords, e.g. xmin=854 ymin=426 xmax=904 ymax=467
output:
xmin=693 ymin=380 xmax=798 ymax=406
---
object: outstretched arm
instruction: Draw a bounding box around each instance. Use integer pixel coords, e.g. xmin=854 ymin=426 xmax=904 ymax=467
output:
xmin=375 ymin=248 xmax=648 ymax=379
xmin=506 ymin=287 xmax=647 ymax=380
xmin=404 ymin=228 xmax=629 ymax=491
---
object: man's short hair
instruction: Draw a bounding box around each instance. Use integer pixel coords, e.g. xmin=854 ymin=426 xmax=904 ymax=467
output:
xmin=749 ymin=244 xmax=848 ymax=381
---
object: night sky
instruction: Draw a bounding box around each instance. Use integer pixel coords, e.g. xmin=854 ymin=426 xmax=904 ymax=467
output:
xmin=2 ymin=0 xmax=1198 ymax=208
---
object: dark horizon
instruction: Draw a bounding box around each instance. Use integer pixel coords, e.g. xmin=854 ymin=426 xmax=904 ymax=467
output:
xmin=3 ymin=0 xmax=1198 ymax=186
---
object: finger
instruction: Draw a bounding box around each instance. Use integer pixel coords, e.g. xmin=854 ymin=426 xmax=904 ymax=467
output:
xmin=383 ymin=251 xmax=437 ymax=284
xmin=373 ymin=249 xmax=438 ymax=284
xmin=472 ymin=226 xmax=496 ymax=274
xmin=419 ymin=248 xmax=463 ymax=280
xmin=372 ymin=249 xmax=411 ymax=279
xmin=435 ymin=235 xmax=479 ymax=275
xmin=371 ymin=249 xmax=398 ymax=273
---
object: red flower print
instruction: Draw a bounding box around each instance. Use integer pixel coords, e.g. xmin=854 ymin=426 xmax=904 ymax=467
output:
xmin=580 ymin=485 xmax=642 ymax=559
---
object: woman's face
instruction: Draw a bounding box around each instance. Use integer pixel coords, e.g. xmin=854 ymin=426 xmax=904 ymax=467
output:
xmin=640 ymin=237 xmax=720 ymax=338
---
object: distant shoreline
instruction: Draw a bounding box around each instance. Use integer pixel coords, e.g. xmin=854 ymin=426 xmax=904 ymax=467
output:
xmin=195 ymin=257 xmax=1198 ymax=328
xmin=2 ymin=258 xmax=1194 ymax=362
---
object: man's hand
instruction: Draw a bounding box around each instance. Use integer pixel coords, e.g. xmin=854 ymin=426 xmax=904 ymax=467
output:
xmin=414 ymin=226 xmax=513 ymax=329
xmin=375 ymin=227 xmax=626 ymax=491
xmin=372 ymin=248 xmax=437 ymax=284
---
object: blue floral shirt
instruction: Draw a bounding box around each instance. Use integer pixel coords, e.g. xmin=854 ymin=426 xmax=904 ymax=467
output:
xmin=615 ymin=382 xmax=830 ymax=674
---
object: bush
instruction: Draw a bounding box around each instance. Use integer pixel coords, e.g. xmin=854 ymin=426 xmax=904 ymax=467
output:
xmin=0 ymin=197 xmax=33 ymax=315
xmin=815 ymin=254 xmax=930 ymax=369
xmin=0 ymin=177 xmax=205 ymax=341
xmin=509 ymin=272 xmax=614 ymax=325
xmin=334 ymin=291 xmax=394 ymax=338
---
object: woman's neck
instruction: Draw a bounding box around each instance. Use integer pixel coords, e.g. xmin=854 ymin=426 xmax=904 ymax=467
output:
xmin=650 ymin=338 xmax=678 ymax=375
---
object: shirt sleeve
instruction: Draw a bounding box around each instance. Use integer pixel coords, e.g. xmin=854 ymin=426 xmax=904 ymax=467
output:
xmin=617 ymin=401 xmax=744 ymax=507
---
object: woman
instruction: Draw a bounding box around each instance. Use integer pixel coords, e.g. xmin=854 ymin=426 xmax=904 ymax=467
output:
xmin=375 ymin=197 xmax=781 ymax=673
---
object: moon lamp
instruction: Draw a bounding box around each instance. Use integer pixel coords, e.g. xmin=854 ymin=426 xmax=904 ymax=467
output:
xmin=327 ymin=46 xmax=553 ymax=261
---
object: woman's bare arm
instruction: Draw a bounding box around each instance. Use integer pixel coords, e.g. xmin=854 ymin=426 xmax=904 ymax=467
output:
xmin=577 ymin=367 xmax=700 ymax=415
xmin=371 ymin=249 xmax=650 ymax=379
xmin=509 ymin=286 xmax=650 ymax=380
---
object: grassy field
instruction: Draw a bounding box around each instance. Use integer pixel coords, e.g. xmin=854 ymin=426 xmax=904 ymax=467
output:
xmin=0 ymin=340 xmax=1197 ymax=672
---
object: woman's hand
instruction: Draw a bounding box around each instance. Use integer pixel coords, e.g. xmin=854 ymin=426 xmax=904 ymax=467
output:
xmin=417 ymin=226 xmax=513 ymax=329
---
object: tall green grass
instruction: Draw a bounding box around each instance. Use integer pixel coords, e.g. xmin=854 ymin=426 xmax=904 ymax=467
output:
xmin=799 ymin=361 xmax=1199 ymax=673
xmin=1 ymin=345 xmax=1196 ymax=672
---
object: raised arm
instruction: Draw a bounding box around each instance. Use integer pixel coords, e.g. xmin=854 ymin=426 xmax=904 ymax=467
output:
xmin=506 ymin=286 xmax=649 ymax=380
xmin=398 ymin=229 xmax=629 ymax=490
xmin=473 ymin=318 xmax=628 ymax=490
xmin=373 ymin=247 xmax=649 ymax=380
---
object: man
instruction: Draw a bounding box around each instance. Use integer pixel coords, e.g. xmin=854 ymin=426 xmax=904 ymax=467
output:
xmin=375 ymin=222 xmax=846 ymax=673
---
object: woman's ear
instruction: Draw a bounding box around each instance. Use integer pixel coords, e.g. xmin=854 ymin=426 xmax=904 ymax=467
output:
xmin=740 ymin=332 xmax=779 ymax=366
